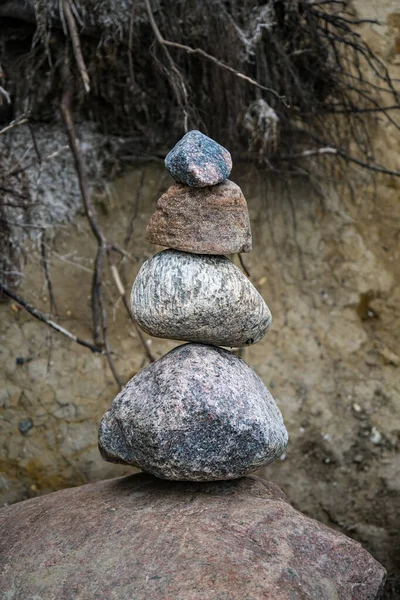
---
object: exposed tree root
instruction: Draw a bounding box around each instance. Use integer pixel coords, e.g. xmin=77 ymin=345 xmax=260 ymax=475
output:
xmin=61 ymin=71 xmax=122 ymax=388
xmin=0 ymin=281 xmax=104 ymax=354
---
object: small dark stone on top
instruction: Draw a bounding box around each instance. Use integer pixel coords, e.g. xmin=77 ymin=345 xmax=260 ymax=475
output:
xmin=165 ymin=130 xmax=232 ymax=187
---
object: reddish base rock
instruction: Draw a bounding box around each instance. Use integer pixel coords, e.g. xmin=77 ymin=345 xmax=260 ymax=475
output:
xmin=0 ymin=474 xmax=385 ymax=600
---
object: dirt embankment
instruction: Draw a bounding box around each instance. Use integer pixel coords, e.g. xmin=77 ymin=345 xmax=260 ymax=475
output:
xmin=0 ymin=0 xmax=399 ymax=596
xmin=1 ymin=157 xmax=400 ymax=592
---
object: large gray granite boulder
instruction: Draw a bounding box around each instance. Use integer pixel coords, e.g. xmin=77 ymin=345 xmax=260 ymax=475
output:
xmin=131 ymin=250 xmax=271 ymax=347
xmin=99 ymin=343 xmax=288 ymax=480
xmin=0 ymin=474 xmax=386 ymax=600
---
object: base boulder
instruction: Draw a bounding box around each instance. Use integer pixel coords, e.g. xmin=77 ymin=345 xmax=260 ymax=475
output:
xmin=0 ymin=473 xmax=386 ymax=599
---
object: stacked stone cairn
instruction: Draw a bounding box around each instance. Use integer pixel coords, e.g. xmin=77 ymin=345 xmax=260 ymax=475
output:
xmin=1 ymin=132 xmax=386 ymax=600
xmin=99 ymin=130 xmax=288 ymax=481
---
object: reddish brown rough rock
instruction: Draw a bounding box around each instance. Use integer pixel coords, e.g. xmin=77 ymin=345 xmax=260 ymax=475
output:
xmin=0 ymin=474 xmax=386 ymax=600
xmin=146 ymin=180 xmax=252 ymax=255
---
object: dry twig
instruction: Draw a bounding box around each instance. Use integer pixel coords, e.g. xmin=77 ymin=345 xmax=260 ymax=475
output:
xmin=61 ymin=73 xmax=122 ymax=389
xmin=2 ymin=145 xmax=69 ymax=181
xmin=2 ymin=0 xmax=397 ymax=180
xmin=0 ymin=281 xmax=103 ymax=354
xmin=144 ymin=0 xmax=287 ymax=107
xmin=40 ymin=232 xmax=57 ymax=315
xmin=62 ymin=0 xmax=90 ymax=93
xmin=124 ymin=168 xmax=145 ymax=249
xmin=128 ymin=1 xmax=136 ymax=91
xmin=110 ymin=264 xmax=156 ymax=364
xmin=0 ymin=114 xmax=30 ymax=137
xmin=144 ymin=0 xmax=190 ymax=130
xmin=238 ymin=254 xmax=251 ymax=278
xmin=280 ymin=146 xmax=400 ymax=177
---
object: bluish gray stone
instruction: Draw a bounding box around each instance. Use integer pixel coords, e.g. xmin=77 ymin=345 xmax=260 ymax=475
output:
xmin=131 ymin=250 xmax=271 ymax=347
xmin=99 ymin=343 xmax=288 ymax=481
xmin=165 ymin=130 xmax=232 ymax=187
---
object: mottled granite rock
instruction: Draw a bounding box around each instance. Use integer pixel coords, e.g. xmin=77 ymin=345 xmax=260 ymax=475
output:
xmin=131 ymin=250 xmax=271 ymax=347
xmin=146 ymin=180 xmax=252 ymax=254
xmin=0 ymin=473 xmax=386 ymax=600
xmin=165 ymin=130 xmax=232 ymax=187
xmin=99 ymin=343 xmax=287 ymax=480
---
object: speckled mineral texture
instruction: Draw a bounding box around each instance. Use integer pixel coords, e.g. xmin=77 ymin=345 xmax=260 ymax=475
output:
xmin=165 ymin=130 xmax=232 ymax=187
xmin=98 ymin=343 xmax=287 ymax=480
xmin=0 ymin=473 xmax=386 ymax=600
xmin=146 ymin=180 xmax=252 ymax=254
xmin=131 ymin=250 xmax=271 ymax=347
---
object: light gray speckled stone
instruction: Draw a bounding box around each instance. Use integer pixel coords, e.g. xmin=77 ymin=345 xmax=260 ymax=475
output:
xmin=131 ymin=250 xmax=271 ymax=347
xmin=99 ymin=343 xmax=288 ymax=481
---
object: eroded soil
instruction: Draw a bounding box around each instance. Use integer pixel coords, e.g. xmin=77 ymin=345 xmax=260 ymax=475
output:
xmin=1 ymin=160 xmax=399 ymax=596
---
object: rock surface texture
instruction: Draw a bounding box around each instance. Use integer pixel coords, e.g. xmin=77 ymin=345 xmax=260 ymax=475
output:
xmin=145 ymin=180 xmax=252 ymax=254
xmin=165 ymin=130 xmax=232 ymax=187
xmin=131 ymin=250 xmax=271 ymax=347
xmin=0 ymin=473 xmax=386 ymax=600
xmin=99 ymin=344 xmax=287 ymax=480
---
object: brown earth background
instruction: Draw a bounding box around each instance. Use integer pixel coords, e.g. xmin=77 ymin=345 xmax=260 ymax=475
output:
xmin=1 ymin=0 xmax=399 ymax=596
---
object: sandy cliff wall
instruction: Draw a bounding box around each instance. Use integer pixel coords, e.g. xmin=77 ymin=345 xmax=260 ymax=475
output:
xmin=0 ymin=0 xmax=399 ymax=595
